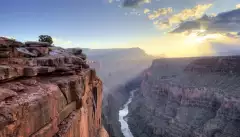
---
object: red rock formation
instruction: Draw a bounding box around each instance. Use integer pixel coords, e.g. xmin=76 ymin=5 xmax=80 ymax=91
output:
xmin=0 ymin=38 xmax=108 ymax=137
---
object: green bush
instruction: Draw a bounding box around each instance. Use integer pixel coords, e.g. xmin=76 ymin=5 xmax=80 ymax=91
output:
xmin=38 ymin=35 xmax=53 ymax=44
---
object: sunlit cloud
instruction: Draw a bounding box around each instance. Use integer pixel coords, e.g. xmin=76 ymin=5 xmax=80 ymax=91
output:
xmin=168 ymin=4 xmax=212 ymax=26
xmin=146 ymin=4 xmax=213 ymax=30
xmin=144 ymin=8 xmax=150 ymax=14
xmin=115 ymin=0 xmax=240 ymax=57
xmin=143 ymin=0 xmax=151 ymax=4
xmin=155 ymin=21 xmax=171 ymax=29
xmin=147 ymin=7 xmax=173 ymax=20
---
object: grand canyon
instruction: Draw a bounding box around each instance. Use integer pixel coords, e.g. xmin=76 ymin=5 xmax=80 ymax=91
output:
xmin=128 ymin=56 xmax=240 ymax=137
xmin=2 ymin=36 xmax=240 ymax=137
xmin=96 ymin=49 xmax=240 ymax=137
xmin=2 ymin=0 xmax=240 ymax=137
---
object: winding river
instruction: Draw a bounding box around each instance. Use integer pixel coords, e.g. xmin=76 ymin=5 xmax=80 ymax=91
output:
xmin=119 ymin=90 xmax=136 ymax=137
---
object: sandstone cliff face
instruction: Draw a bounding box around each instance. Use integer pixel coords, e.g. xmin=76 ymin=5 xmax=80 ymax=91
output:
xmin=128 ymin=56 xmax=240 ymax=137
xmin=0 ymin=37 xmax=108 ymax=137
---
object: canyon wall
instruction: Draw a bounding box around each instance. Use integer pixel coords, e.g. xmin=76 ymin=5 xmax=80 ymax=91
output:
xmin=83 ymin=47 xmax=153 ymax=137
xmin=128 ymin=56 xmax=240 ymax=137
xmin=0 ymin=37 xmax=108 ymax=137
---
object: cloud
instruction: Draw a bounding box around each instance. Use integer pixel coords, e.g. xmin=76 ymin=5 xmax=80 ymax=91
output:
xmin=171 ymin=7 xmax=240 ymax=34
xmin=172 ymin=8 xmax=240 ymax=35
xmin=144 ymin=8 xmax=150 ymax=14
xmin=143 ymin=0 xmax=151 ymax=3
xmin=147 ymin=4 xmax=212 ymax=30
xmin=214 ymin=9 xmax=240 ymax=24
xmin=154 ymin=21 xmax=171 ymax=29
xmin=147 ymin=7 xmax=173 ymax=20
xmin=207 ymin=9 xmax=240 ymax=33
xmin=171 ymin=21 xmax=201 ymax=33
xmin=171 ymin=15 xmax=213 ymax=33
xmin=123 ymin=0 xmax=151 ymax=7
xmin=148 ymin=8 xmax=240 ymax=57
xmin=168 ymin=4 xmax=212 ymax=25
xmin=119 ymin=0 xmax=240 ymax=57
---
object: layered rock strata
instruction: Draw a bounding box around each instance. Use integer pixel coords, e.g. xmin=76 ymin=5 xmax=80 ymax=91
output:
xmin=0 ymin=37 xmax=108 ymax=137
xmin=128 ymin=56 xmax=240 ymax=137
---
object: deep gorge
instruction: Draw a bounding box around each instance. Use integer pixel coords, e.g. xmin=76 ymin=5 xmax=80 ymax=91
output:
xmin=119 ymin=89 xmax=136 ymax=137
xmin=102 ymin=76 xmax=143 ymax=137
xmin=103 ymin=56 xmax=240 ymax=137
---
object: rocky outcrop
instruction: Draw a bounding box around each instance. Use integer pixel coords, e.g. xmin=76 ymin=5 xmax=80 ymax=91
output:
xmin=0 ymin=37 xmax=108 ymax=137
xmin=128 ymin=56 xmax=240 ymax=137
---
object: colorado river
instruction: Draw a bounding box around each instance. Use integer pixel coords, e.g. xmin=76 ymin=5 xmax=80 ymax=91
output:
xmin=119 ymin=90 xmax=136 ymax=137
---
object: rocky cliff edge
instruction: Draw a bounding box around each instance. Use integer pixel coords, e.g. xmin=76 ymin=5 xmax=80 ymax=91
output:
xmin=0 ymin=37 xmax=108 ymax=137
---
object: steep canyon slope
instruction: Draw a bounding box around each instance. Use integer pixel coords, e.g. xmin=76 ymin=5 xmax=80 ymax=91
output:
xmin=84 ymin=48 xmax=153 ymax=137
xmin=129 ymin=56 xmax=240 ymax=137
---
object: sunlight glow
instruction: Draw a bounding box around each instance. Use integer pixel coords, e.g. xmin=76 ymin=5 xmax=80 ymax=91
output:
xmin=184 ymin=30 xmax=223 ymax=45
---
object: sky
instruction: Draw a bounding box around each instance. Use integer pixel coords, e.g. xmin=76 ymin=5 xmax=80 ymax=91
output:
xmin=1 ymin=0 xmax=240 ymax=57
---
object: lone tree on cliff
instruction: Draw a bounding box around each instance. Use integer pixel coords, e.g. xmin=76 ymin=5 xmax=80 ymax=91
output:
xmin=38 ymin=35 xmax=53 ymax=44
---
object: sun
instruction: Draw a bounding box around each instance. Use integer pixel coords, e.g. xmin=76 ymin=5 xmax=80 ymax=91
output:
xmin=184 ymin=30 xmax=223 ymax=45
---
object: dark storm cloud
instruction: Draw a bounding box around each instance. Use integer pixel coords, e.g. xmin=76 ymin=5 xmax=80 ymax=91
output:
xmin=123 ymin=0 xmax=215 ymax=9
xmin=208 ymin=9 xmax=240 ymax=33
xmin=171 ymin=21 xmax=201 ymax=33
xmin=172 ymin=9 xmax=240 ymax=34
xmin=171 ymin=15 xmax=212 ymax=33
xmin=216 ymin=9 xmax=240 ymax=21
